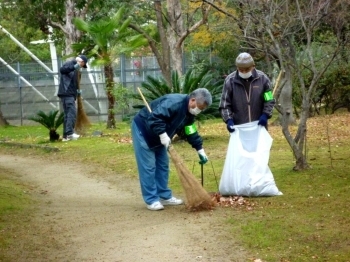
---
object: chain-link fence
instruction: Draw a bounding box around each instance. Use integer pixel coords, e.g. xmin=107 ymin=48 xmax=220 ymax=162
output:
xmin=0 ymin=55 xmax=161 ymax=125
xmin=0 ymin=52 xmax=219 ymax=125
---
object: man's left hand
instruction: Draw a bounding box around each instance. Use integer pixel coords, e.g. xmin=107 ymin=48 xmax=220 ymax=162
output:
xmin=197 ymin=149 xmax=208 ymax=165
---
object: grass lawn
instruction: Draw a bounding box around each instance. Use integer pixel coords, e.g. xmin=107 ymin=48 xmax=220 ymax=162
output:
xmin=0 ymin=168 xmax=35 ymax=262
xmin=0 ymin=113 xmax=349 ymax=261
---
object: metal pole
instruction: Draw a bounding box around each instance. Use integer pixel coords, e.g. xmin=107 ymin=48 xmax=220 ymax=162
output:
xmin=17 ymin=62 xmax=23 ymax=126
xmin=121 ymin=53 xmax=126 ymax=87
xmin=201 ymin=163 xmax=204 ymax=187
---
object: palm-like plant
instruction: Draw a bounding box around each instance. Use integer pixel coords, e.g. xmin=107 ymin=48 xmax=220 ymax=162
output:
xmin=73 ymin=6 xmax=144 ymax=129
xmin=29 ymin=110 xmax=64 ymax=142
xmin=132 ymin=66 xmax=223 ymax=140
xmin=134 ymin=67 xmax=224 ymax=120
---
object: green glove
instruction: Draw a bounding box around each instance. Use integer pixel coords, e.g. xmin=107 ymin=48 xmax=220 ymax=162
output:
xmin=197 ymin=149 xmax=208 ymax=165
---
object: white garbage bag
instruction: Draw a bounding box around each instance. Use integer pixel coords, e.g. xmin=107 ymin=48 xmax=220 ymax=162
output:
xmin=219 ymin=121 xmax=282 ymax=197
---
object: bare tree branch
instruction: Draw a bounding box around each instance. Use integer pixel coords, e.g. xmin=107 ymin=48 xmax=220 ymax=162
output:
xmin=177 ymin=2 xmax=211 ymax=48
xmin=201 ymin=0 xmax=237 ymax=20
xmin=49 ymin=20 xmax=67 ymax=34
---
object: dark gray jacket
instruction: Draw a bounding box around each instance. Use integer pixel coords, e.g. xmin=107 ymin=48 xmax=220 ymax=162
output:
xmin=133 ymin=94 xmax=203 ymax=150
xmin=219 ymin=68 xmax=275 ymax=125
xmin=57 ymin=59 xmax=79 ymax=99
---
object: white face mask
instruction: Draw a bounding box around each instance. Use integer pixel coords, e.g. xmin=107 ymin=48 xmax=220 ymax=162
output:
xmin=238 ymin=71 xmax=252 ymax=79
xmin=189 ymin=107 xmax=202 ymax=116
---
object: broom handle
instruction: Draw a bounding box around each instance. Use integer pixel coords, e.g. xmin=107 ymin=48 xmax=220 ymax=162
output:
xmin=137 ymin=87 xmax=152 ymax=113
xmin=201 ymin=163 xmax=204 ymax=186
xmin=272 ymin=70 xmax=283 ymax=96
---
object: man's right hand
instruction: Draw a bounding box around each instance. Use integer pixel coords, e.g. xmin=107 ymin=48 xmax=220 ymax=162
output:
xmin=226 ymin=119 xmax=235 ymax=133
xmin=75 ymin=57 xmax=85 ymax=69
xmin=159 ymin=132 xmax=171 ymax=148
xmin=74 ymin=63 xmax=81 ymax=70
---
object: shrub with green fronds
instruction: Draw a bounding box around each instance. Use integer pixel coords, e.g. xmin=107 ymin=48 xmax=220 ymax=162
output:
xmin=133 ymin=67 xmax=224 ymax=120
xmin=131 ymin=67 xmax=223 ymax=140
xmin=28 ymin=110 xmax=64 ymax=142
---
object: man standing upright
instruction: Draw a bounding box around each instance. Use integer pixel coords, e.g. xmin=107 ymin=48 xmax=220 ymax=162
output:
xmin=57 ymin=55 xmax=88 ymax=141
xmin=218 ymin=52 xmax=280 ymax=197
xmin=219 ymin=52 xmax=275 ymax=131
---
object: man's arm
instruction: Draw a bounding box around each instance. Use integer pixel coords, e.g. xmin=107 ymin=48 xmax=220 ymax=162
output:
xmin=60 ymin=61 xmax=76 ymax=74
xmin=262 ymin=76 xmax=275 ymax=117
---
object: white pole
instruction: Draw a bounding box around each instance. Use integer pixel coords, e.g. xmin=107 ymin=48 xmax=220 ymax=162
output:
xmin=0 ymin=57 xmax=57 ymax=109
xmin=47 ymin=26 xmax=59 ymax=98
xmin=49 ymin=41 xmax=60 ymax=108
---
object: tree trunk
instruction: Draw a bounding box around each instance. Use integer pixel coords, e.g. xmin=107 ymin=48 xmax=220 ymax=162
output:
xmin=281 ymin=109 xmax=309 ymax=171
xmin=166 ymin=0 xmax=185 ymax=77
xmin=153 ymin=1 xmax=172 ymax=86
xmin=63 ymin=0 xmax=83 ymax=56
xmin=293 ymin=105 xmax=310 ymax=170
xmin=132 ymin=0 xmax=210 ymax=87
xmin=278 ymin=67 xmax=295 ymax=125
xmin=0 ymin=109 xmax=9 ymax=126
xmin=274 ymin=66 xmax=310 ymax=170
xmin=104 ymin=64 xmax=116 ymax=129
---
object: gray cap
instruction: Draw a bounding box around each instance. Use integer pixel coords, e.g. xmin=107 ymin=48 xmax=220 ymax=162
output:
xmin=235 ymin=52 xmax=255 ymax=68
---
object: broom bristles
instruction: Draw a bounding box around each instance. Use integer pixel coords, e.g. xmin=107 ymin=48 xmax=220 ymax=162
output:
xmin=75 ymin=70 xmax=91 ymax=134
xmin=75 ymin=96 xmax=91 ymax=134
xmin=168 ymin=146 xmax=215 ymax=211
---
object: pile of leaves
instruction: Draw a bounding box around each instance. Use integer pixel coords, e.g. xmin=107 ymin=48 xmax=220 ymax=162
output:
xmin=209 ymin=192 xmax=255 ymax=210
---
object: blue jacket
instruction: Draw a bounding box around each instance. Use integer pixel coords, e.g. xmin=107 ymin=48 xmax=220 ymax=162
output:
xmin=57 ymin=59 xmax=79 ymax=99
xmin=133 ymin=94 xmax=203 ymax=150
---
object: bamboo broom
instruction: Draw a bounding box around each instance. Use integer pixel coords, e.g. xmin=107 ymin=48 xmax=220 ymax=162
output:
xmin=75 ymin=70 xmax=91 ymax=134
xmin=272 ymin=70 xmax=283 ymax=96
xmin=137 ymin=87 xmax=215 ymax=211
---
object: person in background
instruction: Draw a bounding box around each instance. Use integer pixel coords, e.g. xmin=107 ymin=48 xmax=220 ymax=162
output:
xmin=131 ymin=88 xmax=212 ymax=211
xmin=219 ymin=52 xmax=275 ymax=132
xmin=57 ymin=55 xmax=88 ymax=141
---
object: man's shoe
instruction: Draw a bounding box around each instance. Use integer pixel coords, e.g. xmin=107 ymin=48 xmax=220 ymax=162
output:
xmin=62 ymin=137 xmax=71 ymax=142
xmin=67 ymin=133 xmax=80 ymax=140
xmin=147 ymin=201 xmax=164 ymax=211
xmin=160 ymin=196 xmax=183 ymax=206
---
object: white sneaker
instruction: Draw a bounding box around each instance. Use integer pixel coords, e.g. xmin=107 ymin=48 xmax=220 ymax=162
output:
xmin=147 ymin=201 xmax=164 ymax=211
xmin=160 ymin=197 xmax=183 ymax=206
xmin=67 ymin=133 xmax=80 ymax=140
xmin=62 ymin=137 xmax=71 ymax=142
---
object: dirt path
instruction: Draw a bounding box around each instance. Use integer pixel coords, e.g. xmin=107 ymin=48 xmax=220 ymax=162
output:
xmin=0 ymin=154 xmax=248 ymax=262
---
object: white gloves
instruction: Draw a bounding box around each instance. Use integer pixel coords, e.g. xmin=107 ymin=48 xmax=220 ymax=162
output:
xmin=197 ymin=149 xmax=208 ymax=164
xmin=159 ymin=132 xmax=171 ymax=148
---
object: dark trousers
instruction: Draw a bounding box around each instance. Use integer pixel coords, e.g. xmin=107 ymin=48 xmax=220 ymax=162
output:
xmin=61 ymin=97 xmax=76 ymax=137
